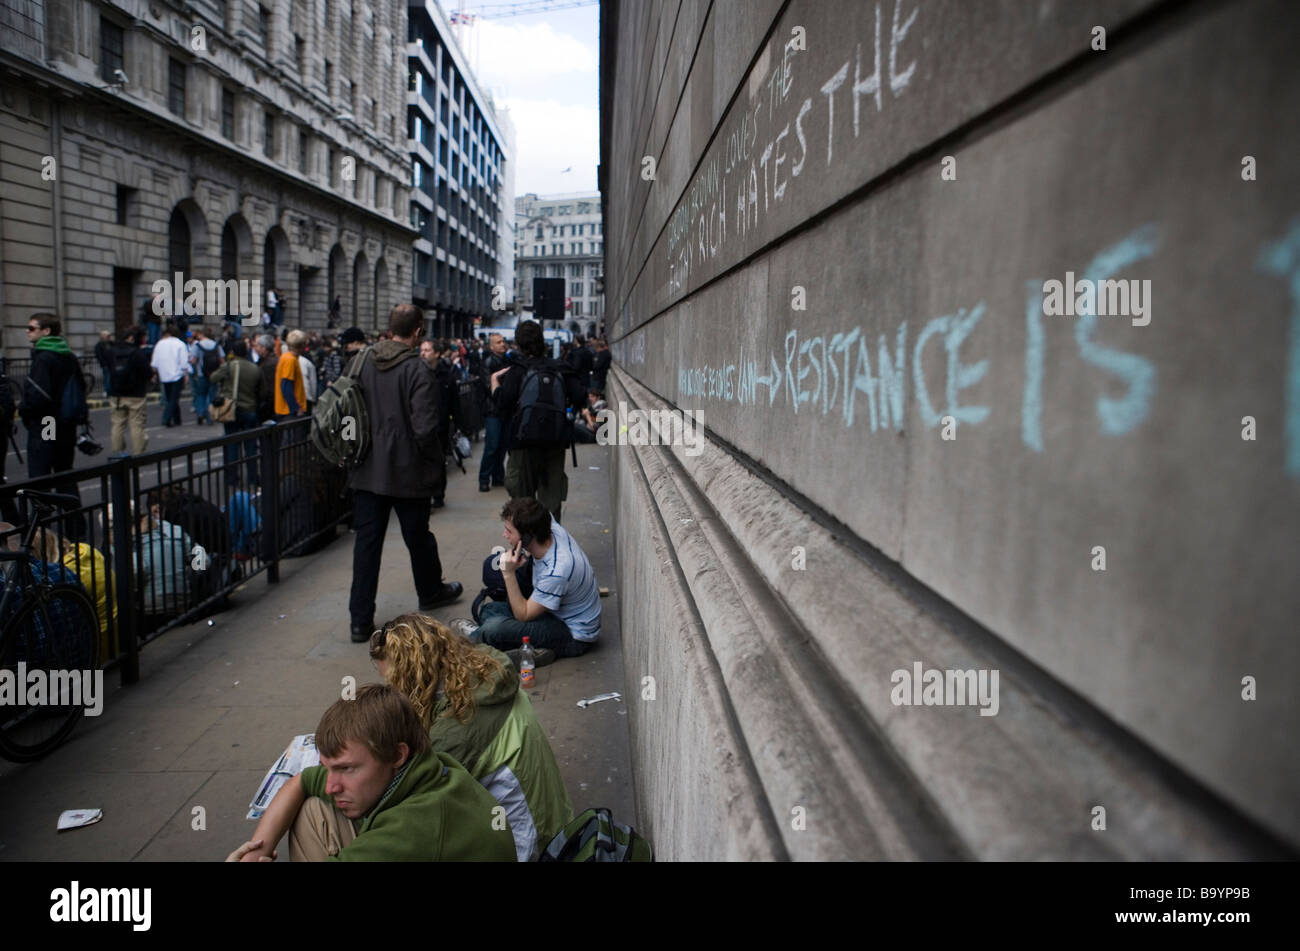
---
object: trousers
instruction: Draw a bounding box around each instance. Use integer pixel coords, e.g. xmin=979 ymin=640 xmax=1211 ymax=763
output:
xmin=348 ymin=491 xmax=445 ymax=627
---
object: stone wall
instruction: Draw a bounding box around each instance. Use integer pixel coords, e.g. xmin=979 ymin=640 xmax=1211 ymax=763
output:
xmin=600 ymin=0 xmax=1300 ymax=859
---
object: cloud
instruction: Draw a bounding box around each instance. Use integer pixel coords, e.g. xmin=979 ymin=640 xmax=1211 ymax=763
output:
xmin=471 ymin=19 xmax=596 ymax=97
xmin=500 ymin=97 xmax=599 ymax=195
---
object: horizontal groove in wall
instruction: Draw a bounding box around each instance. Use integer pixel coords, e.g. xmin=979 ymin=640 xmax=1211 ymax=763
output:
xmin=612 ymin=367 xmax=1297 ymax=860
xmin=613 ymin=371 xmax=968 ymax=860
xmin=610 ymin=401 xmax=790 ymax=860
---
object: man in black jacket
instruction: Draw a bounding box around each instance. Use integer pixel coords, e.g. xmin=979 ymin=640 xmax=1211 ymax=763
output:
xmin=491 ymin=320 xmax=585 ymax=523
xmin=477 ymin=332 xmax=509 ymax=492
xmin=566 ymin=335 xmax=594 ymax=391
xmin=347 ymin=304 xmax=462 ymax=643
xmin=591 ymin=338 xmax=611 ymax=394
xmin=19 ymin=312 xmax=84 ymax=484
xmin=108 ymin=325 xmax=153 ymax=454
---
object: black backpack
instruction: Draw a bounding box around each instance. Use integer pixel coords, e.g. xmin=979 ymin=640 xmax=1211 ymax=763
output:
xmin=471 ymin=548 xmax=534 ymax=624
xmin=509 ymin=360 xmax=574 ymax=447
xmin=26 ymin=360 xmax=88 ymax=425
xmin=109 ymin=343 xmax=139 ymax=394
xmin=201 ymin=346 xmax=223 ymax=377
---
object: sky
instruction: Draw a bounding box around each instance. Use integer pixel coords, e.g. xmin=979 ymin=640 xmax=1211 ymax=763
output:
xmin=440 ymin=1 xmax=602 ymax=198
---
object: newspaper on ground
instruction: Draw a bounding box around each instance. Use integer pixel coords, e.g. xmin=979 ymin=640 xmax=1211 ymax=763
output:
xmin=247 ymin=733 xmax=319 ymax=820
xmin=57 ymin=808 xmax=103 ymax=831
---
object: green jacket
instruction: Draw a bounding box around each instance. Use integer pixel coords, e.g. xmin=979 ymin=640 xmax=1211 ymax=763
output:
xmin=210 ymin=356 xmax=264 ymax=415
xmin=299 ymin=750 xmax=516 ymax=862
xmin=429 ymin=646 xmax=573 ymax=860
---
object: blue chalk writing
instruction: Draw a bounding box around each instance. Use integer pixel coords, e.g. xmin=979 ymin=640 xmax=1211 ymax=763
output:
xmin=1022 ymin=280 xmax=1045 ymax=452
xmin=1076 ymin=225 xmax=1160 ymax=435
xmin=1257 ymin=218 xmax=1300 ymax=478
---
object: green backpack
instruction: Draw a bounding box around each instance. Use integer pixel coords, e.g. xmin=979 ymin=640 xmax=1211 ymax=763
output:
xmin=539 ymin=808 xmax=653 ymax=863
xmin=311 ymin=347 xmax=373 ymax=468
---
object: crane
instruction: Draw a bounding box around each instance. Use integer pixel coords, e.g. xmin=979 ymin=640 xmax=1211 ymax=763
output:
xmin=449 ymin=0 xmax=599 ymax=22
xmin=446 ymin=0 xmax=599 ymax=75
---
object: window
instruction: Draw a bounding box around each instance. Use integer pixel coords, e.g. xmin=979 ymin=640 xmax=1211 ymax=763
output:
xmin=571 ymin=282 xmax=584 ymax=297
xmin=295 ymin=35 xmax=305 ymax=76
xmin=115 ymin=185 xmax=134 ymax=226
xmin=535 ymin=227 xmax=543 ymax=242
xmin=325 ymin=61 xmax=333 ymax=95
xmin=573 ymin=301 xmax=582 ymax=316
xmin=221 ymin=88 xmax=235 ymax=140
xmin=100 ymin=18 xmax=124 ymax=84
xmin=569 ymin=264 xmax=583 ymax=277
xmin=258 ymin=7 xmax=270 ymax=47
xmin=299 ymin=129 xmax=308 ymax=173
xmin=168 ymin=58 xmax=186 ymax=116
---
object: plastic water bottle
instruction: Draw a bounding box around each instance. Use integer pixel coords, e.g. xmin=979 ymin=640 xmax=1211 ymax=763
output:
xmin=519 ymin=637 xmax=536 ymax=688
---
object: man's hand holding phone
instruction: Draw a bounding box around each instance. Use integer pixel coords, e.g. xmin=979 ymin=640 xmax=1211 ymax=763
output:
xmin=500 ymin=540 xmax=527 ymax=573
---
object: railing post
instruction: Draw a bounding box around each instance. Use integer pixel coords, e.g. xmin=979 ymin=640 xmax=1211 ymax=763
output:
xmin=108 ymin=452 xmax=139 ymax=686
xmin=262 ymin=423 xmax=280 ymax=584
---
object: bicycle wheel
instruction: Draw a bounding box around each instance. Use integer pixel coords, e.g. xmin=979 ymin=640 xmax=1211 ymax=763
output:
xmin=0 ymin=583 xmax=101 ymax=762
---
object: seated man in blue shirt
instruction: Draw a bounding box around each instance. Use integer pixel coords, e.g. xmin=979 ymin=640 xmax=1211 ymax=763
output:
xmin=451 ymin=498 xmax=600 ymax=662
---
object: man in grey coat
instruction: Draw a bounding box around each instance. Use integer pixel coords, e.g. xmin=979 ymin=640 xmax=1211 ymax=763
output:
xmin=348 ymin=303 xmax=461 ymax=642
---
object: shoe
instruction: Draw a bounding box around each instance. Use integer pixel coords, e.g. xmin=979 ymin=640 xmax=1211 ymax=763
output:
xmin=432 ymin=498 xmax=445 ymax=509
xmin=447 ymin=617 xmax=478 ymax=639
xmin=418 ymin=582 xmax=463 ymax=610
xmin=506 ymin=646 xmax=555 ymax=670
xmin=479 ymin=483 xmax=490 ymax=492
xmin=350 ymin=622 xmax=374 ymax=643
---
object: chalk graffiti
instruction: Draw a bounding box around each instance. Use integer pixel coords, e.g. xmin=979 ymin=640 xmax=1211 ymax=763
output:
xmin=1257 ymin=217 xmax=1300 ymax=477
xmin=667 ymin=0 xmax=920 ymax=297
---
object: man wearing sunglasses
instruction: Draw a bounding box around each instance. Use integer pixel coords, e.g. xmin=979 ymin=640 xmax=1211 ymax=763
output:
xmin=18 ymin=313 xmax=85 ymax=487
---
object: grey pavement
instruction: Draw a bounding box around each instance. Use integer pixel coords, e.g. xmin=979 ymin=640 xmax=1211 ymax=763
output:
xmin=0 ymin=440 xmax=633 ymax=861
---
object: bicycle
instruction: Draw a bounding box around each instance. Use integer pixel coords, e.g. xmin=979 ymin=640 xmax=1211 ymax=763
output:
xmin=0 ymin=489 xmax=102 ymax=762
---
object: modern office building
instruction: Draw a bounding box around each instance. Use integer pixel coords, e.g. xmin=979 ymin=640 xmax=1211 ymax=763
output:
xmin=407 ymin=0 xmax=513 ymax=339
xmin=0 ymin=0 xmax=415 ymax=353
xmin=513 ymin=189 xmax=603 ymax=336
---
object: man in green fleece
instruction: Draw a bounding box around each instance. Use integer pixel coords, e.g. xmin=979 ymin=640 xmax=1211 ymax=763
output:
xmin=19 ymin=312 xmax=85 ymax=487
xmin=226 ymin=684 xmax=515 ymax=861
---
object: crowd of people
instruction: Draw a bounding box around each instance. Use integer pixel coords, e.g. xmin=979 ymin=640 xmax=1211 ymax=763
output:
xmin=4 ymin=301 xmax=621 ymax=862
xmin=224 ymin=306 xmax=614 ymax=862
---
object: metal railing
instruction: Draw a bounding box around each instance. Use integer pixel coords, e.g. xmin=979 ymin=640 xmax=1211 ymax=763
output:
xmin=0 ymin=417 xmax=350 ymax=685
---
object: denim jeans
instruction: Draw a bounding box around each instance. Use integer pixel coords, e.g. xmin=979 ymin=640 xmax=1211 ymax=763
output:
xmin=145 ymin=322 xmax=161 ymax=346
xmin=160 ymin=379 xmax=183 ymax=425
xmin=222 ymin=410 xmax=261 ymax=486
xmin=192 ymin=375 xmax=212 ymax=421
xmin=472 ymin=600 xmax=591 ymax=658
xmin=478 ymin=415 xmax=507 ymax=486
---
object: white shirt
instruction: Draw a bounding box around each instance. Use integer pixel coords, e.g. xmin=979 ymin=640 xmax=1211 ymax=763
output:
xmin=150 ymin=336 xmax=191 ymax=383
xmin=531 ymin=518 xmax=601 ymax=640
xmin=299 ymin=354 xmax=318 ymax=403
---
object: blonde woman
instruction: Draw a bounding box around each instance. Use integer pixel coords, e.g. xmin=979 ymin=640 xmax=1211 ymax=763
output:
xmin=369 ymin=613 xmax=572 ymax=861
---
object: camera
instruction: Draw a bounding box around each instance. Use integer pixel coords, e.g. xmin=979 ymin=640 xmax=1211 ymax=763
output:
xmin=76 ymin=432 xmax=102 ymax=456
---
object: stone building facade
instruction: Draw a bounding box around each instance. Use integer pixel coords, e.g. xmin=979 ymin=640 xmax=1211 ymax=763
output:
xmin=0 ymin=0 xmax=414 ymax=357
xmin=513 ymin=190 xmax=603 ymax=336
